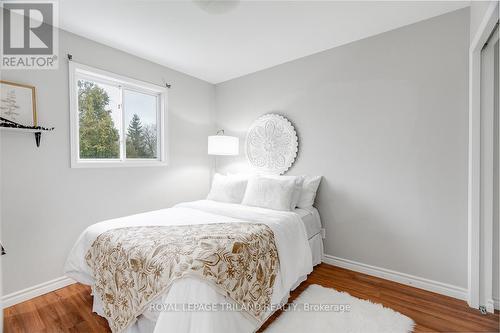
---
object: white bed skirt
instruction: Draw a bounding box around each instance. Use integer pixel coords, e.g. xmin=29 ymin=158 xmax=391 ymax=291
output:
xmin=309 ymin=233 xmax=324 ymax=266
xmin=121 ymin=233 xmax=324 ymax=333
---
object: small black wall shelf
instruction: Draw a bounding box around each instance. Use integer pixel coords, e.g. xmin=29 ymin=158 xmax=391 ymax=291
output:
xmin=0 ymin=127 xmax=54 ymax=147
xmin=0 ymin=117 xmax=54 ymax=147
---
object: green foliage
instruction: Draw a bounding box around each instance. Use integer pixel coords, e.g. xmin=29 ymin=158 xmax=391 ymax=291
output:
xmin=126 ymin=114 xmax=144 ymax=157
xmin=77 ymin=80 xmax=157 ymax=160
xmin=78 ymin=80 xmax=120 ymax=159
xmin=126 ymin=114 xmax=157 ymax=159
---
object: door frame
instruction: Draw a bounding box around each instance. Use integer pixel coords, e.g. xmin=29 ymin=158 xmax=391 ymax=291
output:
xmin=468 ymin=1 xmax=499 ymax=310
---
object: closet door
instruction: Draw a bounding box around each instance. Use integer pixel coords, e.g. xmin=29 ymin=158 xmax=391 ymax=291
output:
xmin=479 ymin=24 xmax=499 ymax=313
xmin=493 ymin=26 xmax=499 ymax=312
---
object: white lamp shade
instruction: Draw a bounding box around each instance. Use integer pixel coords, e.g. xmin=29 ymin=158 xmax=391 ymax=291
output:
xmin=208 ymin=135 xmax=239 ymax=155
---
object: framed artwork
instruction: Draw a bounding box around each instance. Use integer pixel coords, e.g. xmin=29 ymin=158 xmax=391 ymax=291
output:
xmin=0 ymin=80 xmax=37 ymax=127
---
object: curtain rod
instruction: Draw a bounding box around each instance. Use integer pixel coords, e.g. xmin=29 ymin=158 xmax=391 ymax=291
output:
xmin=67 ymin=53 xmax=171 ymax=89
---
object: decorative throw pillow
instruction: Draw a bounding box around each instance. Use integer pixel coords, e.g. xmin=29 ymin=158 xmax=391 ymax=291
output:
xmin=207 ymin=173 xmax=248 ymax=204
xmin=297 ymin=176 xmax=322 ymax=208
xmin=241 ymin=176 xmax=297 ymax=211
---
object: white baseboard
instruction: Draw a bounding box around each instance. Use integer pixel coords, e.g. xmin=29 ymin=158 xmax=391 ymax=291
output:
xmin=486 ymin=298 xmax=495 ymax=313
xmin=2 ymin=276 xmax=75 ymax=308
xmin=493 ymin=297 xmax=499 ymax=310
xmin=322 ymin=254 xmax=468 ymax=301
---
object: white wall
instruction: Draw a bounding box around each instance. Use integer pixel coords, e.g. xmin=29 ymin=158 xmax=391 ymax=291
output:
xmin=0 ymin=29 xmax=215 ymax=295
xmin=215 ymin=9 xmax=469 ymax=288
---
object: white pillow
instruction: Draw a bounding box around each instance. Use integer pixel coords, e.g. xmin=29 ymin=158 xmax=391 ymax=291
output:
xmin=260 ymin=175 xmax=304 ymax=210
xmin=230 ymin=173 xmax=304 ymax=210
xmin=207 ymin=173 xmax=248 ymax=204
xmin=242 ymin=176 xmax=297 ymax=211
xmin=297 ymin=176 xmax=322 ymax=208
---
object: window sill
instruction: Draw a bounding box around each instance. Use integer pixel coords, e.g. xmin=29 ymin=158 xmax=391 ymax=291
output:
xmin=71 ymin=160 xmax=168 ymax=168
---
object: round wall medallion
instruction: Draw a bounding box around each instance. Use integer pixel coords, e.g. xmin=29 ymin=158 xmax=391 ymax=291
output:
xmin=245 ymin=114 xmax=298 ymax=175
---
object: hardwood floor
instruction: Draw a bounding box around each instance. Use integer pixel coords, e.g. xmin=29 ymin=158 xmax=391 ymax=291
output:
xmin=4 ymin=263 xmax=499 ymax=332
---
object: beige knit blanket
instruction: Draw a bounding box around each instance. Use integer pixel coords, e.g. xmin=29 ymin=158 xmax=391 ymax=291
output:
xmin=85 ymin=223 xmax=279 ymax=332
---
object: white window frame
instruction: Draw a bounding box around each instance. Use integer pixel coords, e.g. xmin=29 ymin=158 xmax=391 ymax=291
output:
xmin=69 ymin=61 xmax=168 ymax=168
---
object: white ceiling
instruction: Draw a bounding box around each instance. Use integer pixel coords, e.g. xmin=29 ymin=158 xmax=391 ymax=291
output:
xmin=59 ymin=1 xmax=470 ymax=84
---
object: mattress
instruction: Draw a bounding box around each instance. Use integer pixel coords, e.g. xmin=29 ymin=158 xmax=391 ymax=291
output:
xmin=295 ymin=207 xmax=322 ymax=239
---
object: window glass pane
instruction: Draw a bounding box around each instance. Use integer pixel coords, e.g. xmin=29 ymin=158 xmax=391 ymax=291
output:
xmin=124 ymin=90 xmax=158 ymax=159
xmin=78 ymin=79 xmax=121 ymax=159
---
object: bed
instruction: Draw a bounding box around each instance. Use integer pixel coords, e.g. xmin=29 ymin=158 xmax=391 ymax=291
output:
xmin=65 ymin=199 xmax=322 ymax=333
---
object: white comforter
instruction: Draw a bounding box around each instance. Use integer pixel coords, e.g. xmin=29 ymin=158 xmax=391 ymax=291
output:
xmin=64 ymin=200 xmax=313 ymax=333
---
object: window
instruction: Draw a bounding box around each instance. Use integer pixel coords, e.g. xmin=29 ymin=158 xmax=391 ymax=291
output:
xmin=69 ymin=62 xmax=167 ymax=167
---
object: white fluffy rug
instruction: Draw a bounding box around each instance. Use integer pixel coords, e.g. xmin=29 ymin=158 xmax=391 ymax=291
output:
xmin=265 ymin=284 xmax=414 ymax=333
